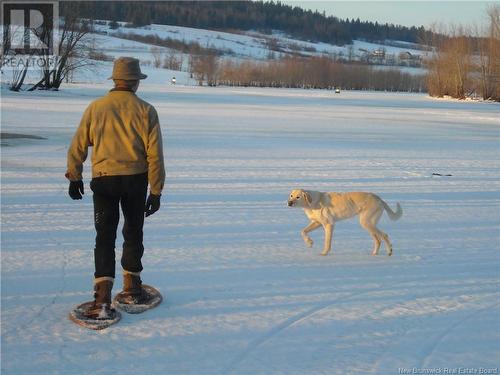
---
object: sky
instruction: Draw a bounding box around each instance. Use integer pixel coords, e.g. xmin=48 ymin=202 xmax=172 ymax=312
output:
xmin=279 ymin=1 xmax=497 ymax=29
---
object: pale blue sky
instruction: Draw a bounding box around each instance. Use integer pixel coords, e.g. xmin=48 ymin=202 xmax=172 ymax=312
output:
xmin=280 ymin=1 xmax=497 ymax=28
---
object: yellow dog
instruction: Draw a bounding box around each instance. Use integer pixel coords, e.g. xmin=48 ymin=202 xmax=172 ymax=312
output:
xmin=288 ymin=189 xmax=402 ymax=256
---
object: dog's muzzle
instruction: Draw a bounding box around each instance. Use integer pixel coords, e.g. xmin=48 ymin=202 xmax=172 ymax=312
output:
xmin=287 ymin=200 xmax=294 ymax=207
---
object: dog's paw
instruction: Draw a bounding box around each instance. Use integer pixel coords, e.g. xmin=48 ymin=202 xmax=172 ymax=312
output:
xmin=320 ymin=251 xmax=330 ymax=256
xmin=303 ymin=237 xmax=314 ymax=247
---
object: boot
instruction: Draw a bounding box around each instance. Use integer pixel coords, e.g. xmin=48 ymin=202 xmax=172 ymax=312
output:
xmin=83 ymin=277 xmax=116 ymax=320
xmin=117 ymin=271 xmax=148 ymax=305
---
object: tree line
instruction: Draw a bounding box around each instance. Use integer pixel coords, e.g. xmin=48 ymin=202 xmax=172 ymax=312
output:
xmin=189 ymin=55 xmax=426 ymax=92
xmin=6 ymin=2 xmax=497 ymax=99
xmin=425 ymin=6 xmax=500 ymax=101
xmin=62 ymin=1 xmax=431 ymax=46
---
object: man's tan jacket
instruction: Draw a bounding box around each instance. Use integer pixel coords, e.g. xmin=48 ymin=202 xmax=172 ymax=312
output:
xmin=66 ymin=89 xmax=165 ymax=195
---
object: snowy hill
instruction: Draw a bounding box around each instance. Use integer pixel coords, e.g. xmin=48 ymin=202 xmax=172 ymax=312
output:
xmin=92 ymin=21 xmax=427 ymax=66
xmin=68 ymin=20 xmax=427 ymax=85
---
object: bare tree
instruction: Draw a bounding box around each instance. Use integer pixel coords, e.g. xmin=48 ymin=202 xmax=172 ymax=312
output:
xmin=2 ymin=16 xmax=42 ymax=90
xmin=463 ymin=6 xmax=500 ymax=100
xmin=189 ymin=55 xmax=204 ymax=85
xmin=163 ymin=50 xmax=183 ymax=70
xmin=347 ymin=45 xmax=354 ymax=62
xmin=485 ymin=5 xmax=500 ymax=100
xmin=445 ymin=26 xmax=473 ymax=99
xmin=475 ymin=23 xmax=493 ymax=99
xmin=150 ymin=46 xmax=163 ymax=68
xmin=217 ymin=57 xmax=425 ymax=92
xmin=29 ymin=7 xmax=93 ymax=91
xmin=425 ymin=7 xmax=500 ymax=101
xmin=4 ymin=50 xmax=34 ymax=91
xmin=189 ymin=54 xmax=219 ymax=86
xmin=423 ymin=23 xmax=448 ymax=97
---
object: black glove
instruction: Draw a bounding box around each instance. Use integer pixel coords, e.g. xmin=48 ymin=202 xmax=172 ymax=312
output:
xmin=68 ymin=180 xmax=84 ymax=200
xmin=145 ymin=194 xmax=161 ymax=217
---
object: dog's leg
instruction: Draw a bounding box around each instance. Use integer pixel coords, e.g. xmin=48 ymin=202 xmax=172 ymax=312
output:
xmin=378 ymin=231 xmax=393 ymax=256
xmin=369 ymin=231 xmax=382 ymax=256
xmin=301 ymin=221 xmax=321 ymax=248
xmin=359 ymin=215 xmax=381 ymax=255
xmin=371 ymin=210 xmax=393 ymax=256
xmin=370 ymin=229 xmax=393 ymax=256
xmin=321 ymin=223 xmax=334 ymax=256
xmin=360 ymin=211 xmax=383 ymax=256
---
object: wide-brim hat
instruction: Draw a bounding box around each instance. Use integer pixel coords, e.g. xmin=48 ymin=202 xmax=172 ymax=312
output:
xmin=108 ymin=57 xmax=147 ymax=80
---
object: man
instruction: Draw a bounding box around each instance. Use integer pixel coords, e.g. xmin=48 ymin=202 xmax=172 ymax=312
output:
xmin=66 ymin=57 xmax=165 ymax=319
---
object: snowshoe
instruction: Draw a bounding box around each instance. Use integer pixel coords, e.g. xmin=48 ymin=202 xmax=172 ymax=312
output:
xmin=69 ymin=301 xmax=121 ymax=330
xmin=113 ymin=285 xmax=163 ymax=314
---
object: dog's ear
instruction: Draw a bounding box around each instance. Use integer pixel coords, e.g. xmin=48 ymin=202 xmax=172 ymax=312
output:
xmin=304 ymin=191 xmax=323 ymax=209
xmin=303 ymin=191 xmax=312 ymax=207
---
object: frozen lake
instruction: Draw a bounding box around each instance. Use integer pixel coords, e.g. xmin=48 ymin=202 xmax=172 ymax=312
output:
xmin=1 ymin=85 xmax=499 ymax=374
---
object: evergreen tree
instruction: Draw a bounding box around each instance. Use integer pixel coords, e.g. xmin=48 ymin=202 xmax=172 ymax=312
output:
xmin=63 ymin=0 xmax=431 ymax=45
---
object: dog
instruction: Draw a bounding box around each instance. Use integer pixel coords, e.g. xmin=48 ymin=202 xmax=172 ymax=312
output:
xmin=287 ymin=189 xmax=402 ymax=256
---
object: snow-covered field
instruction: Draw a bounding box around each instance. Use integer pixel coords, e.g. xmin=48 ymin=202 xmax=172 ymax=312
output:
xmin=1 ymin=84 xmax=499 ymax=374
xmin=95 ymin=22 xmax=426 ymax=61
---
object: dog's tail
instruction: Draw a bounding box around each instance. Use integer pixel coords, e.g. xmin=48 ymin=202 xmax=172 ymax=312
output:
xmin=383 ymin=201 xmax=403 ymax=221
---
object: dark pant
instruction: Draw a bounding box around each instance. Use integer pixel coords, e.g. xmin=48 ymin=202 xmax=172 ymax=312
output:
xmin=90 ymin=173 xmax=148 ymax=278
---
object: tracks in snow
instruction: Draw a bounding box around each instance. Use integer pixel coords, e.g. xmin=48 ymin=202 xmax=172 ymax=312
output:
xmin=223 ymin=280 xmax=499 ymax=374
xmin=223 ymin=285 xmax=390 ymax=374
xmin=368 ymin=299 xmax=500 ymax=373
xmin=418 ymin=301 xmax=500 ymax=369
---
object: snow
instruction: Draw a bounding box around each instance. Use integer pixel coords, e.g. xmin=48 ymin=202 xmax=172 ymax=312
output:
xmin=89 ymin=32 xmax=174 ymax=60
xmin=1 ymin=83 xmax=499 ymax=374
xmin=74 ymin=60 xmax=195 ymax=86
xmin=94 ymin=22 xmax=275 ymax=60
xmin=93 ymin=22 xmax=427 ymax=62
xmin=1 ymin=20 xmax=428 ymax=90
xmin=0 ymin=57 xmax=195 ymax=87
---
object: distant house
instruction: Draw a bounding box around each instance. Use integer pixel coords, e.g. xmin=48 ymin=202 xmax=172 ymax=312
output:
xmin=358 ymin=48 xmax=388 ymax=64
xmin=398 ymin=51 xmax=413 ymax=60
xmin=371 ymin=48 xmax=386 ymax=64
xmin=372 ymin=49 xmax=385 ymax=58
xmin=398 ymin=51 xmax=422 ymax=67
xmin=357 ymin=47 xmax=421 ymax=67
